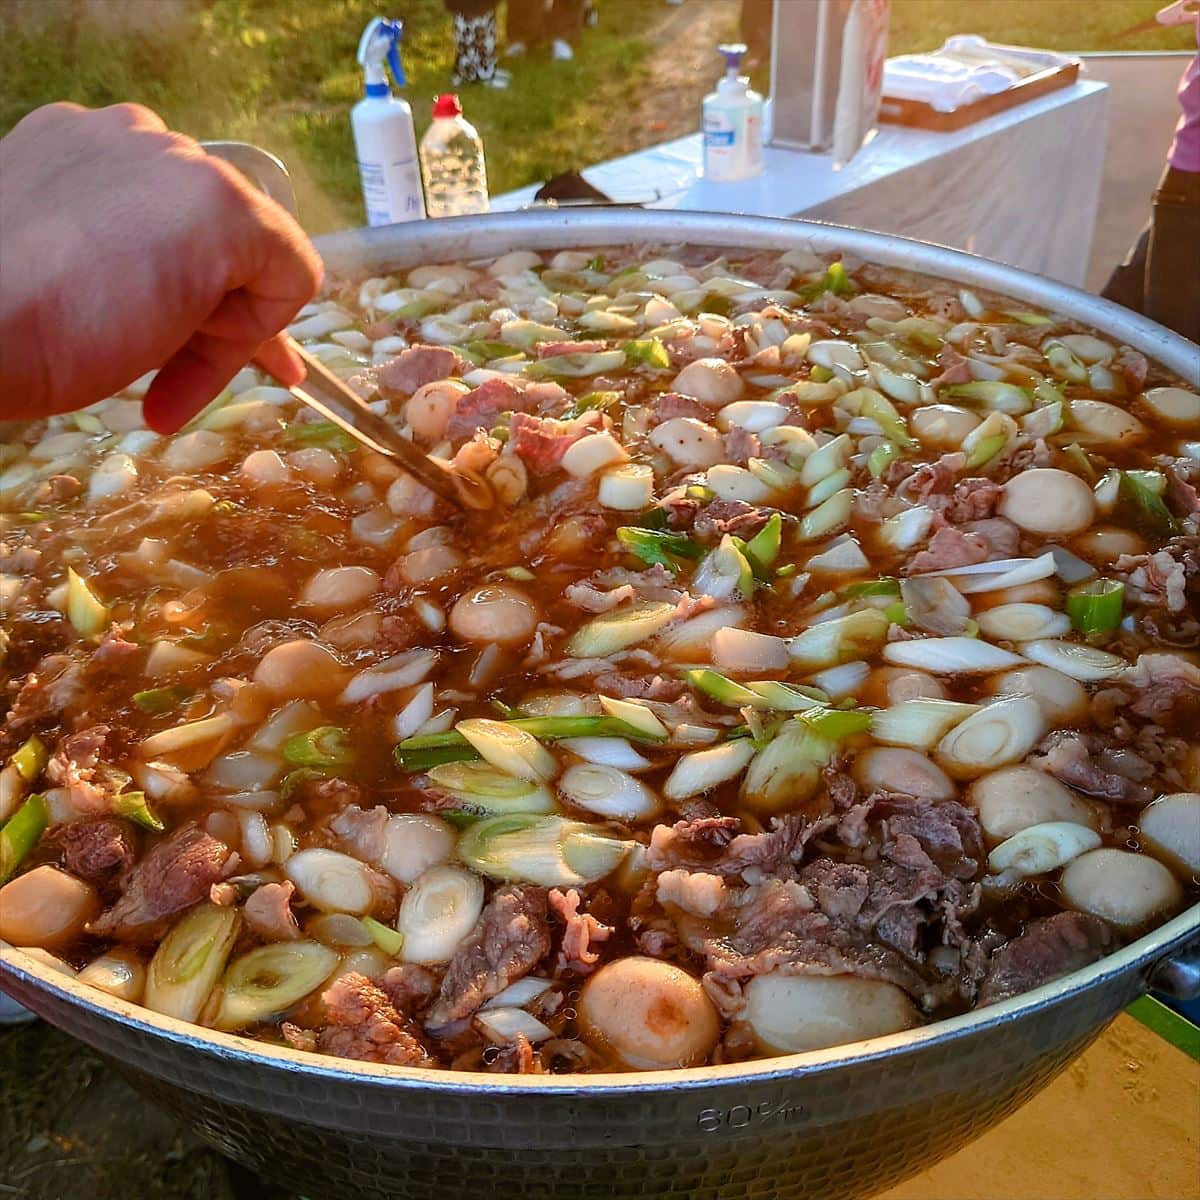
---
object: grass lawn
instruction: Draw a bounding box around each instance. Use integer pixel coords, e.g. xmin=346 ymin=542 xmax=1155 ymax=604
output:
xmin=1 ymin=0 xmax=1192 ymax=234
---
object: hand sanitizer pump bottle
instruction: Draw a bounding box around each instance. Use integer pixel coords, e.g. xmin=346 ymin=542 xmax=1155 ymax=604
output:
xmin=702 ymin=43 xmax=765 ymax=182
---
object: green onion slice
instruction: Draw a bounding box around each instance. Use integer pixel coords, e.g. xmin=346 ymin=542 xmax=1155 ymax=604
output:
xmin=795 ymin=706 xmax=874 ymax=740
xmin=133 ymin=686 xmax=192 ymax=716
xmin=1067 ymin=578 xmax=1125 ymax=634
xmin=616 ymin=526 xmax=703 ymax=571
xmin=0 ymin=793 xmax=48 ymax=884
xmin=283 ymin=726 xmax=356 ymax=769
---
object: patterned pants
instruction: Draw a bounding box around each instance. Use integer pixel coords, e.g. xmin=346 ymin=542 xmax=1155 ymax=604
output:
xmin=454 ymin=11 xmax=498 ymax=83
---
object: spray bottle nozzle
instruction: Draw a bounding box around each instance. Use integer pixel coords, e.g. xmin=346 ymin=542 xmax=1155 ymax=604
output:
xmin=358 ymin=16 xmax=407 ymax=90
xmin=717 ymin=42 xmax=747 ymax=77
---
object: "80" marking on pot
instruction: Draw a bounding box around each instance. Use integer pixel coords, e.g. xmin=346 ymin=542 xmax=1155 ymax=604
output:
xmin=696 ymin=1097 xmax=811 ymax=1133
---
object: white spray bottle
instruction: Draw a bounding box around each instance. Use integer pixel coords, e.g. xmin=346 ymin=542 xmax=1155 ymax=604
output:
xmin=352 ymin=17 xmax=426 ymax=225
xmin=702 ymin=43 xmax=764 ymax=182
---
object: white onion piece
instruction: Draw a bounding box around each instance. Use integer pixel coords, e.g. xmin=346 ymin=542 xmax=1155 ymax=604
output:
xmin=655 ymin=605 xmax=746 ymax=660
xmin=1049 ymin=546 xmax=1097 ymax=585
xmin=375 ymin=813 xmax=456 ymax=884
xmin=954 ymin=553 xmax=1059 ymax=595
xmin=1020 ymin=640 xmax=1128 ymax=682
xmin=869 ymin=699 xmax=979 ymax=750
xmin=712 ymin=627 xmax=790 ymax=672
xmin=879 ymin=506 xmax=936 ymax=552
xmin=559 ymin=737 xmax=651 ymax=771
xmin=976 ymin=604 xmax=1071 ymax=642
xmin=882 ymin=637 xmax=1026 ymax=674
xmin=457 ymin=718 xmax=558 ymax=782
xmin=663 ymin=740 xmax=756 ymax=801
xmin=915 ymin=556 xmax=1036 ymax=579
xmin=598 ymin=463 xmax=654 ymax=510
xmin=807 ymin=660 xmax=870 ymax=699
xmin=986 ymin=821 xmax=1101 ymax=883
xmin=562 ymin=431 xmax=629 ymax=478
xmin=286 ymin=849 xmax=376 ymax=914
xmin=935 ymin=695 xmax=1045 ymax=779
xmin=397 ymin=865 xmax=485 ymax=964
xmin=340 ymin=649 xmax=439 ymax=703
xmin=717 ymin=401 xmax=790 ymax=432
xmin=482 ymin=976 xmax=552 ymax=1011
xmin=559 ymin=763 xmax=659 ymax=820
xmin=475 ymin=1006 xmax=555 ymax=1044
xmin=390 ymin=683 xmax=436 ymax=741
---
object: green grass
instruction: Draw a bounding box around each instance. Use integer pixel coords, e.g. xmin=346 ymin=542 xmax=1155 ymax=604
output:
xmin=1 ymin=1 xmax=1191 ymax=236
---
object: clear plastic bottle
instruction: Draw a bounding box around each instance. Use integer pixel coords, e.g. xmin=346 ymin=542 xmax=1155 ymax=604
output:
xmin=419 ymin=94 xmax=490 ymax=218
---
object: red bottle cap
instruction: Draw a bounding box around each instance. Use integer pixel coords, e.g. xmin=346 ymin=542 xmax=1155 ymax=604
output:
xmin=432 ymin=94 xmax=463 ymax=118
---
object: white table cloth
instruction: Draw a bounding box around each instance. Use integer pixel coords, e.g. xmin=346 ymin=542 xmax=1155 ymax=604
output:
xmin=492 ymin=79 xmax=1109 ymax=288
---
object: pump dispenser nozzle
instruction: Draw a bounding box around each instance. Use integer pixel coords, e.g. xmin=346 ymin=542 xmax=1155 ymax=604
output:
xmin=357 ymin=16 xmax=407 ymax=95
xmin=717 ymin=42 xmax=748 ymax=79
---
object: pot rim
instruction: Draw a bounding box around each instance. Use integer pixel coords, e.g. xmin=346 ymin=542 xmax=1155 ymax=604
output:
xmin=2 ymin=905 xmax=1197 ymax=1094
xmin=3 ymin=211 xmax=1197 ymax=1096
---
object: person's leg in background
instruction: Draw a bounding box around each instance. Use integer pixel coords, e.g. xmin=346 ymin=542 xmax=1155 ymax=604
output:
xmin=1145 ymin=166 xmax=1200 ymax=343
xmin=1101 ymin=224 xmax=1150 ymax=317
xmin=546 ymin=0 xmax=586 ymax=60
xmin=506 ymin=0 xmax=550 ymax=56
xmin=453 ymin=7 xmax=505 ymax=87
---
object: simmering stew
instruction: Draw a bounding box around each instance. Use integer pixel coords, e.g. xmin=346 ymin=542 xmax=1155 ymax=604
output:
xmin=1 ymin=244 xmax=1197 ymax=1074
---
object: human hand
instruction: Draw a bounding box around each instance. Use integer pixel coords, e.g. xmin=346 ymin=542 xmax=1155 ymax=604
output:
xmin=0 ymin=102 xmax=323 ymax=433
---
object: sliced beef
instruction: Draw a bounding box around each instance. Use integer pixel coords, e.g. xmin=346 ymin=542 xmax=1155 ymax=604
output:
xmin=508 ymin=410 xmax=604 ymax=476
xmin=243 ymin=881 xmax=300 ymax=942
xmin=562 ymin=580 xmax=637 ymax=613
xmin=574 ymin=563 xmax=680 ymax=603
xmin=701 ymin=878 xmax=930 ymax=1000
xmin=45 ymin=724 xmax=127 ymax=815
xmin=722 ymin=426 xmax=761 ymax=466
xmin=929 ymin=343 xmax=973 ymax=387
xmin=693 ymin=498 xmax=774 ymax=540
xmin=5 ymin=654 xmax=81 ymax=735
xmin=592 ymin=671 xmax=687 ymax=701
xmin=648 ymin=813 xmax=833 ymax=878
xmin=537 ymin=339 xmax=607 ymax=358
xmin=902 ymin=453 xmax=964 ymax=504
xmin=907 ymin=524 xmax=990 ymax=573
xmin=944 ymin=479 xmax=1003 ymax=523
xmin=1115 ymin=536 xmax=1200 ymax=617
xmin=316 ymin=972 xmax=433 ymax=1066
xmin=651 ymin=392 xmax=711 ymax=423
xmin=485 ymin=1033 xmax=545 ymax=1075
xmin=1124 ymin=652 xmax=1200 ymax=726
xmin=1113 ymin=345 xmax=1148 ymax=392
xmin=1030 ymin=731 xmax=1154 ymax=805
xmin=656 ymin=869 xmax=728 ymax=918
xmin=382 ymin=963 xmax=439 ymax=1016
xmin=426 ymin=885 xmax=550 ymax=1027
xmin=88 ymin=823 xmax=233 ymax=942
xmin=376 ymin=345 xmax=466 ymax=395
xmin=444 ymin=377 xmax=535 ymax=442
xmin=978 ymin=912 xmax=1113 ymax=1005
xmin=874 ymin=794 xmax=984 ymax=881
xmin=56 ymin=818 xmax=134 ymax=889
xmin=549 ymin=887 xmax=612 ymax=972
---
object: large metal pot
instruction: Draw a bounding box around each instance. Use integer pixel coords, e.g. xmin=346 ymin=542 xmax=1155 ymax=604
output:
xmin=3 ymin=211 xmax=1198 ymax=1200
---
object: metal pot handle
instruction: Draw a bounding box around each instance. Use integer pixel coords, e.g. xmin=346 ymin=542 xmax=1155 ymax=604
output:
xmin=1148 ymin=936 xmax=1200 ymax=1000
xmin=200 ymin=140 xmax=298 ymax=219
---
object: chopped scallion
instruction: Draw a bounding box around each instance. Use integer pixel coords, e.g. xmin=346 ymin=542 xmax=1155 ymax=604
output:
xmin=623 ymin=338 xmax=671 ymax=369
xmin=113 ymin=790 xmax=164 ymax=832
xmin=361 ymin=915 xmax=405 ymax=957
xmin=616 ymin=526 xmax=704 ymax=571
xmin=795 ymin=706 xmax=873 ymax=739
xmin=1118 ymin=470 xmax=1179 ymax=538
xmin=0 ymin=793 xmax=48 ymax=884
xmin=743 ymin=512 xmax=783 ymax=575
xmin=1067 ymin=578 xmax=1125 ymax=634
xmin=842 ymin=578 xmax=901 ymax=598
xmin=868 ymin=441 xmax=901 ymax=480
xmin=10 ymin=736 xmax=47 ymax=784
xmin=133 ymin=686 xmax=192 ymax=716
xmin=285 ymin=421 xmax=359 ymax=453
xmin=282 ymin=726 xmax=356 ymax=769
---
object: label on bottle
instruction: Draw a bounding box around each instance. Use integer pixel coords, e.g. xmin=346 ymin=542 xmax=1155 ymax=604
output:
xmin=359 ymin=154 xmax=425 ymax=226
xmin=703 ymin=105 xmax=763 ymax=181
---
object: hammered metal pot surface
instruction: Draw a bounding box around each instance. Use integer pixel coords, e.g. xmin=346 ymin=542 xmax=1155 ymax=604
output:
xmin=3 ymin=212 xmax=1199 ymax=1200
